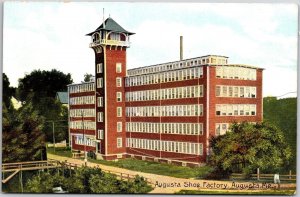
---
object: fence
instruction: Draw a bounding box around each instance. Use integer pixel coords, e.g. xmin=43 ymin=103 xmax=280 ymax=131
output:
xmin=231 ymin=169 xmax=296 ymax=182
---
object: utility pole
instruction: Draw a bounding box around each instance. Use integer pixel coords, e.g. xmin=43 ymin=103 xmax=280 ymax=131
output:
xmin=52 ymin=121 xmax=56 ymax=153
xmin=81 ymin=110 xmax=87 ymax=166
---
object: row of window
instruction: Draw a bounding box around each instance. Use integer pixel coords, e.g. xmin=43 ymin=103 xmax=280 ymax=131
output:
xmin=70 ymin=96 xmax=95 ymax=105
xmin=126 ymin=122 xmax=203 ymax=135
xmin=70 ymin=121 xmax=96 ymax=130
xmin=127 ymin=56 xmax=227 ymax=76
xmin=216 ymin=104 xmax=256 ymax=116
xmin=216 ymin=66 xmax=257 ymax=80
xmin=70 ymin=109 xmax=95 ymax=117
xmin=74 ymin=135 xmax=96 ymax=147
xmin=125 ymin=67 xmax=203 ymax=87
xmin=126 ymin=104 xmax=203 ymax=117
xmin=126 ymin=138 xmax=203 ymax=155
xmin=69 ymin=83 xmax=95 ymax=94
xmin=125 ymin=85 xmax=203 ymax=102
xmin=216 ymin=85 xmax=256 ymax=98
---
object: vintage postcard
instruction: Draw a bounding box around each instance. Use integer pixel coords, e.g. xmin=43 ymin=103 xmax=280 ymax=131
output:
xmin=2 ymin=1 xmax=297 ymax=195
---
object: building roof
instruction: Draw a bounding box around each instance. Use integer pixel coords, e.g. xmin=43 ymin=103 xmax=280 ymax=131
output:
xmin=56 ymin=92 xmax=68 ymax=104
xmin=86 ymin=17 xmax=135 ymax=36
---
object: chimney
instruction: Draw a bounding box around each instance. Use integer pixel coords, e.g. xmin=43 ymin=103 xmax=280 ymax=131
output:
xmin=180 ymin=36 xmax=183 ymax=60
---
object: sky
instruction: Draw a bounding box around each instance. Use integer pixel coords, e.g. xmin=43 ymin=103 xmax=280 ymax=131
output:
xmin=3 ymin=2 xmax=298 ymax=97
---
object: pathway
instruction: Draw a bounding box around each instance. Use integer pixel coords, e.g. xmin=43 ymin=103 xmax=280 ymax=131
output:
xmin=47 ymin=153 xmax=296 ymax=194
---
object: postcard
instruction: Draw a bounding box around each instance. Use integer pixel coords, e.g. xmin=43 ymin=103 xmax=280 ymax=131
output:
xmin=2 ymin=1 xmax=297 ymax=195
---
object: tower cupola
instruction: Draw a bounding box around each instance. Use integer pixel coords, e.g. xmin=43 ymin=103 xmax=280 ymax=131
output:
xmin=86 ymin=17 xmax=135 ymax=50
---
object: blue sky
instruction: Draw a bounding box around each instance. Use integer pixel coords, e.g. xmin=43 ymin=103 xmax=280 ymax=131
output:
xmin=3 ymin=2 xmax=298 ymax=97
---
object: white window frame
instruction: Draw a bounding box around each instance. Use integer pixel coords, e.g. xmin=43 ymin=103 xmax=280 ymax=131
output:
xmin=97 ymin=78 xmax=103 ymax=88
xmin=117 ymin=92 xmax=122 ymax=102
xmin=116 ymin=77 xmax=122 ymax=87
xmin=116 ymin=63 xmax=122 ymax=73
xmin=117 ymin=107 xmax=122 ymax=117
xmin=97 ymin=97 xmax=103 ymax=107
xmin=98 ymin=129 xmax=104 ymax=139
xmin=97 ymin=63 xmax=103 ymax=73
xmin=117 ymin=137 xmax=122 ymax=148
xmin=117 ymin=122 xmax=122 ymax=132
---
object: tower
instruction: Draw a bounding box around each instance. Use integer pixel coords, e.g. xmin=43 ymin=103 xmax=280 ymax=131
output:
xmin=87 ymin=17 xmax=134 ymax=160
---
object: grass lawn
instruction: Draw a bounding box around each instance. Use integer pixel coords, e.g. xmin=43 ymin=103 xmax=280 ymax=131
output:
xmin=47 ymin=146 xmax=72 ymax=158
xmin=176 ymin=189 xmax=296 ymax=195
xmin=88 ymin=158 xmax=212 ymax=179
xmin=46 ymin=147 xmax=212 ymax=179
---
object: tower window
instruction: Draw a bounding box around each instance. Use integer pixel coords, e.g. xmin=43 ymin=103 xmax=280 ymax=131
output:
xmin=97 ymin=112 xmax=103 ymax=122
xmin=97 ymin=97 xmax=103 ymax=107
xmin=98 ymin=129 xmax=104 ymax=139
xmin=117 ymin=92 xmax=122 ymax=102
xmin=117 ymin=107 xmax=122 ymax=117
xmin=116 ymin=63 xmax=122 ymax=73
xmin=97 ymin=78 xmax=103 ymax=88
xmin=117 ymin=122 xmax=122 ymax=132
xmin=97 ymin=63 xmax=103 ymax=73
xmin=117 ymin=138 xmax=122 ymax=148
xmin=116 ymin=77 xmax=122 ymax=87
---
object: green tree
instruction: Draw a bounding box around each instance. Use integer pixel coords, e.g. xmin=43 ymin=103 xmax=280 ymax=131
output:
xmin=3 ymin=73 xmax=16 ymax=107
xmin=83 ymin=73 xmax=94 ymax=82
xmin=2 ymin=102 xmax=46 ymax=163
xmin=16 ymin=69 xmax=72 ymax=144
xmin=209 ymin=122 xmax=291 ymax=176
xmin=17 ymin=69 xmax=72 ymax=102
xmin=25 ymin=167 xmax=152 ymax=194
xmin=263 ymin=97 xmax=297 ymax=172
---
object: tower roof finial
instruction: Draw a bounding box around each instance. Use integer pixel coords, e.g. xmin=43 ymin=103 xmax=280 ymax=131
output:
xmin=103 ymin=8 xmax=105 ymax=28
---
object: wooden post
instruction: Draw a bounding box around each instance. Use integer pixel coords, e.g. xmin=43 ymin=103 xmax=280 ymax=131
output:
xmin=257 ymin=168 xmax=260 ymax=181
xmin=121 ymin=173 xmax=123 ymax=180
xmin=19 ymin=168 xmax=23 ymax=193
xmin=289 ymin=170 xmax=292 ymax=180
xmin=127 ymin=174 xmax=130 ymax=181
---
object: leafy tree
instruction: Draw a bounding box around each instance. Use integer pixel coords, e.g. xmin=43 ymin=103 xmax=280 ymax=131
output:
xmin=2 ymin=102 xmax=46 ymax=163
xmin=209 ymin=122 xmax=291 ymax=176
xmin=17 ymin=69 xmax=72 ymax=102
xmin=3 ymin=73 xmax=16 ymax=107
xmin=83 ymin=73 xmax=94 ymax=82
xmin=263 ymin=97 xmax=297 ymax=172
xmin=16 ymin=69 xmax=72 ymax=144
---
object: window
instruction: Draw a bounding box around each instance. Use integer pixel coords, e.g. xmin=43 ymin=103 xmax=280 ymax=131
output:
xmin=116 ymin=77 xmax=122 ymax=87
xmin=97 ymin=97 xmax=103 ymax=107
xmin=117 ymin=122 xmax=122 ymax=132
xmin=98 ymin=129 xmax=104 ymax=139
xmin=117 ymin=107 xmax=122 ymax=117
xmin=216 ymin=86 xmax=221 ymax=97
xmin=97 ymin=78 xmax=103 ymax=88
xmin=97 ymin=63 xmax=103 ymax=73
xmin=117 ymin=92 xmax=122 ymax=102
xmin=98 ymin=112 xmax=103 ymax=122
xmin=117 ymin=138 xmax=122 ymax=148
xmin=116 ymin=63 xmax=122 ymax=73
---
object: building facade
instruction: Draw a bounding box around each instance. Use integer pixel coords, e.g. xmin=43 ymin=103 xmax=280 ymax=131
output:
xmin=68 ymin=18 xmax=263 ymax=166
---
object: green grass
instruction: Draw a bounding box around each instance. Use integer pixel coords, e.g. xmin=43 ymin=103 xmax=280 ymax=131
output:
xmin=47 ymin=147 xmax=212 ymax=179
xmin=176 ymin=189 xmax=296 ymax=195
xmin=88 ymin=158 xmax=212 ymax=179
xmin=47 ymin=146 xmax=72 ymax=158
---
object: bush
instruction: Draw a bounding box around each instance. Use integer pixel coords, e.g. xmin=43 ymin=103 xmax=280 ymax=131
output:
xmin=25 ymin=166 xmax=152 ymax=194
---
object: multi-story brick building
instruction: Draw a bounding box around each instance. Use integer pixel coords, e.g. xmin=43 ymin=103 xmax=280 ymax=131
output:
xmin=68 ymin=17 xmax=263 ymax=166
